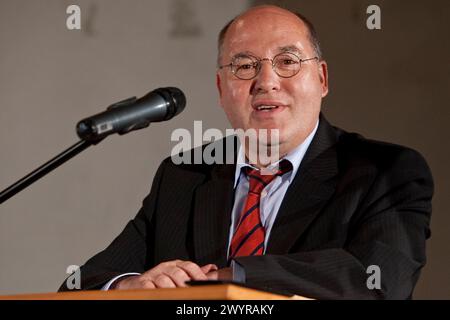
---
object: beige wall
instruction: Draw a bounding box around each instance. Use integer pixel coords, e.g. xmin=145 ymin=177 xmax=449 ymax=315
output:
xmin=0 ymin=0 xmax=246 ymax=294
xmin=0 ymin=0 xmax=448 ymax=298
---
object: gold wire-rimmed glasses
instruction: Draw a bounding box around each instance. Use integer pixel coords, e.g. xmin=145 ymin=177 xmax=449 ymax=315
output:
xmin=218 ymin=52 xmax=318 ymax=80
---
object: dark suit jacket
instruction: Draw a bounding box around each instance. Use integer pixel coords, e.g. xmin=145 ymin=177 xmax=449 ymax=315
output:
xmin=59 ymin=115 xmax=433 ymax=299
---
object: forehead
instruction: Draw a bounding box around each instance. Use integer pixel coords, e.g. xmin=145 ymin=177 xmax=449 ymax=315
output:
xmin=222 ymin=9 xmax=311 ymax=57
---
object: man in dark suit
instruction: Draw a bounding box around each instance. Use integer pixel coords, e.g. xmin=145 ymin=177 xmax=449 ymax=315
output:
xmin=60 ymin=5 xmax=433 ymax=299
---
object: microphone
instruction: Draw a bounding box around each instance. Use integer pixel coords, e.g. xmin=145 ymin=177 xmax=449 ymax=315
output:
xmin=76 ymin=87 xmax=186 ymax=141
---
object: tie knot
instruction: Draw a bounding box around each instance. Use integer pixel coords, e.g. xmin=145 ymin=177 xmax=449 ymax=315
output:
xmin=243 ymin=159 xmax=293 ymax=195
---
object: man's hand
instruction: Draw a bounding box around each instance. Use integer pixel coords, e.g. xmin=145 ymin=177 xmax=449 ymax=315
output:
xmin=206 ymin=267 xmax=232 ymax=281
xmin=112 ymin=260 xmax=218 ymax=290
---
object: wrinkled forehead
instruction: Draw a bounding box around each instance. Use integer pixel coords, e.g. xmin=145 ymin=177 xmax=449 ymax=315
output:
xmin=222 ymin=11 xmax=311 ymax=59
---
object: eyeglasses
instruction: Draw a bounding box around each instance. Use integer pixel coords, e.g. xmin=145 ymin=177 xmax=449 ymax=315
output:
xmin=218 ymin=52 xmax=318 ymax=80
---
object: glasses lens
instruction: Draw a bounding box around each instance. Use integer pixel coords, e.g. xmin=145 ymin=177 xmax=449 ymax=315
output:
xmin=273 ymin=53 xmax=301 ymax=78
xmin=232 ymin=55 xmax=258 ymax=80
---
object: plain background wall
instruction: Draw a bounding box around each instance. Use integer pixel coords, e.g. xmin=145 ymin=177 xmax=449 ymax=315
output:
xmin=0 ymin=0 xmax=448 ymax=298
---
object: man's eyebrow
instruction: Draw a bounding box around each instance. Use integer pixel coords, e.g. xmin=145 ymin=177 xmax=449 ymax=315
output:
xmin=278 ymin=46 xmax=303 ymax=55
xmin=231 ymin=51 xmax=256 ymax=59
xmin=230 ymin=46 xmax=302 ymax=59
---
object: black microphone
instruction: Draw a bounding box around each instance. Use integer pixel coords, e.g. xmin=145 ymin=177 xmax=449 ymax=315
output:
xmin=76 ymin=87 xmax=186 ymax=141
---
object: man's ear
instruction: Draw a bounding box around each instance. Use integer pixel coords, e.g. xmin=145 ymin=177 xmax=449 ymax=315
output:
xmin=216 ymin=73 xmax=224 ymax=106
xmin=318 ymin=60 xmax=329 ymax=98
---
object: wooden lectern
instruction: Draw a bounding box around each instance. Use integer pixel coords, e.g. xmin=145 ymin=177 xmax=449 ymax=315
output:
xmin=0 ymin=284 xmax=311 ymax=300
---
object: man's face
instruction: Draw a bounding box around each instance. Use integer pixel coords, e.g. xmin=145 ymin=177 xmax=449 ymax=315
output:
xmin=217 ymin=7 xmax=328 ymax=157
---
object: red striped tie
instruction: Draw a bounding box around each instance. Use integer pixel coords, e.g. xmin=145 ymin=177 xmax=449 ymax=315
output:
xmin=229 ymin=160 xmax=293 ymax=259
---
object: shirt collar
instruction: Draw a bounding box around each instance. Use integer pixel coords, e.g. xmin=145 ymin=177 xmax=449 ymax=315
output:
xmin=233 ymin=119 xmax=319 ymax=188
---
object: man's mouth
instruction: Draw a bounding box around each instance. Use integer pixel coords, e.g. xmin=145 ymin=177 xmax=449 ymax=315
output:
xmin=251 ymin=102 xmax=287 ymax=116
xmin=255 ymin=105 xmax=280 ymax=112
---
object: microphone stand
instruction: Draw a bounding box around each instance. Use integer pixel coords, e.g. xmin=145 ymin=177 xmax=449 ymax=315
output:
xmin=0 ymin=138 xmax=104 ymax=205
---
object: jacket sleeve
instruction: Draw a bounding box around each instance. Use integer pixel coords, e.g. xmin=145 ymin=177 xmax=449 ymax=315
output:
xmin=234 ymin=149 xmax=434 ymax=299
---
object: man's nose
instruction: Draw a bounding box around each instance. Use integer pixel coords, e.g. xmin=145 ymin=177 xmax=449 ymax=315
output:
xmin=253 ymin=61 xmax=281 ymax=93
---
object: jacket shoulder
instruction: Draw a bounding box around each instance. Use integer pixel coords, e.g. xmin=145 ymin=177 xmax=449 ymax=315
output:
xmin=334 ymin=127 xmax=432 ymax=180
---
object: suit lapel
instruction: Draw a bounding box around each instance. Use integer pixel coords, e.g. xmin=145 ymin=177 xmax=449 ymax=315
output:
xmin=192 ymin=143 xmax=236 ymax=268
xmin=267 ymin=115 xmax=339 ymax=254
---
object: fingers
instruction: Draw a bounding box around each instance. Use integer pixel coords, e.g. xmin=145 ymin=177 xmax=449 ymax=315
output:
xmin=206 ymin=267 xmax=232 ymax=281
xmin=140 ymin=278 xmax=157 ymax=289
xmin=114 ymin=261 xmax=221 ymax=290
xmin=206 ymin=270 xmax=219 ymax=280
xmin=153 ymin=273 xmax=177 ymax=288
xmin=176 ymin=261 xmax=214 ymax=281
xmin=201 ymin=264 xmax=219 ymax=274
xmin=114 ymin=275 xmax=156 ymax=290
xmin=162 ymin=266 xmax=191 ymax=287
xmin=136 ymin=260 xmax=218 ymax=289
